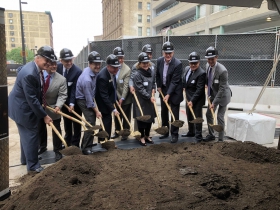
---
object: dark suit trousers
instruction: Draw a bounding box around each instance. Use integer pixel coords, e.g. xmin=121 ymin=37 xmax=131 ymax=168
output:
xmin=98 ymin=112 xmax=112 ymax=141
xmin=160 ymin=87 xmax=180 ymax=136
xmin=186 ymin=104 xmax=203 ymax=139
xmin=114 ymin=103 xmax=132 ymax=132
xmin=61 ymin=105 xmax=82 ymax=147
xmin=39 ymin=118 xmax=62 ymax=152
xmin=77 ymin=99 xmax=96 ymax=150
xmin=16 ymin=123 xmax=41 ymax=171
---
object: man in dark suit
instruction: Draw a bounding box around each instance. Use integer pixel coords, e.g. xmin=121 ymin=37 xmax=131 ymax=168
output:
xmin=57 ymin=48 xmax=82 ymax=147
xmin=95 ymin=54 xmax=120 ymax=140
xmin=181 ymin=52 xmax=206 ymax=142
xmin=156 ymin=41 xmax=183 ymax=143
xmin=38 ymin=61 xmax=67 ymax=161
xmin=204 ymin=46 xmax=231 ymax=142
xmin=8 ymin=46 xmax=55 ymax=173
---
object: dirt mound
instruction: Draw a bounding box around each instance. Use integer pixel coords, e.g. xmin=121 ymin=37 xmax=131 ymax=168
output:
xmin=218 ymin=141 xmax=280 ymax=163
xmin=1 ymin=142 xmax=280 ymax=210
xmin=60 ymin=146 xmax=83 ymax=155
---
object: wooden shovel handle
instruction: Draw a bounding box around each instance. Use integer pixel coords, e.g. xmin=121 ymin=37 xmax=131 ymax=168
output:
xmin=45 ymin=105 xmax=87 ymax=130
xmin=113 ymin=104 xmax=124 ymax=130
xmin=49 ymin=122 xmax=68 ymax=148
xmin=158 ymin=90 xmax=175 ymax=122
xmin=183 ymin=89 xmax=196 ymax=119
xmin=93 ymin=99 xmax=106 ymax=131
xmin=115 ymin=100 xmax=132 ymax=128
xmin=207 ymin=96 xmax=216 ymax=124
xmin=63 ymin=104 xmax=92 ymax=127
xmin=132 ymin=91 xmax=144 ymax=116
xmin=152 ymin=90 xmax=161 ymax=126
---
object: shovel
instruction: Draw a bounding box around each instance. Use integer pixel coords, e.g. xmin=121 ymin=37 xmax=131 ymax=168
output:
xmin=152 ymin=90 xmax=168 ymax=135
xmin=45 ymin=105 xmax=96 ymax=135
xmin=63 ymin=104 xmax=102 ymax=130
xmin=115 ymin=100 xmax=141 ymax=138
xmin=113 ymin=104 xmax=131 ymax=137
xmin=49 ymin=122 xmax=68 ymax=148
xmin=132 ymin=91 xmax=151 ymax=122
xmin=158 ymin=90 xmax=184 ymax=128
xmin=93 ymin=99 xmax=116 ymax=150
xmin=207 ymin=96 xmax=223 ymax=132
xmin=183 ymin=89 xmax=204 ymax=124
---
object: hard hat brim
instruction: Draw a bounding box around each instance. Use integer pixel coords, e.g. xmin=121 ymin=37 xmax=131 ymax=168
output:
xmin=109 ymin=64 xmax=121 ymax=67
xmin=205 ymin=55 xmax=216 ymax=58
xmin=140 ymin=60 xmax=150 ymax=63
xmin=93 ymin=60 xmax=103 ymax=63
xmin=163 ymin=50 xmax=174 ymax=53
xmin=41 ymin=55 xmax=57 ymax=62
xmin=188 ymin=60 xmax=199 ymax=63
xmin=60 ymin=56 xmax=74 ymax=60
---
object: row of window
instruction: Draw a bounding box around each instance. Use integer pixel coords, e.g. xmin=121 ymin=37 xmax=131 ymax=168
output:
xmin=138 ymin=14 xmax=150 ymax=23
xmin=138 ymin=27 xmax=150 ymax=36
xmin=138 ymin=2 xmax=150 ymax=10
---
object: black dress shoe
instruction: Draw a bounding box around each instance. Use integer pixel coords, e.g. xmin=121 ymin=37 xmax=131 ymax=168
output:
xmin=55 ymin=152 xmax=63 ymax=161
xmin=38 ymin=147 xmax=47 ymax=155
xmin=139 ymin=141 xmax=147 ymax=146
xmin=159 ymin=134 xmax=169 ymax=139
xmin=82 ymin=147 xmax=95 ymax=155
xmin=203 ymin=135 xmax=215 ymax=142
xmin=111 ymin=133 xmax=119 ymax=139
xmin=217 ymin=139 xmax=224 ymax=142
xmin=171 ymin=135 xmax=178 ymax=143
xmin=181 ymin=132 xmax=195 ymax=137
xmin=145 ymin=137 xmax=154 ymax=144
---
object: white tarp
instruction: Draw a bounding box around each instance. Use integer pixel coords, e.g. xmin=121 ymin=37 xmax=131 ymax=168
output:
xmin=227 ymin=113 xmax=276 ymax=145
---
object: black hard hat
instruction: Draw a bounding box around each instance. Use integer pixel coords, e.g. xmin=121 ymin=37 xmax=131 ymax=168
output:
xmin=162 ymin=41 xmax=174 ymax=53
xmin=188 ymin=52 xmax=200 ymax=63
xmin=60 ymin=48 xmax=74 ymax=60
xmin=142 ymin=44 xmax=153 ymax=53
xmin=113 ymin=47 xmax=125 ymax=57
xmin=138 ymin=52 xmax=150 ymax=63
xmin=88 ymin=51 xmax=102 ymax=63
xmin=205 ymin=46 xmax=218 ymax=58
xmin=36 ymin=45 xmax=57 ymax=62
xmin=106 ymin=54 xmax=121 ymax=67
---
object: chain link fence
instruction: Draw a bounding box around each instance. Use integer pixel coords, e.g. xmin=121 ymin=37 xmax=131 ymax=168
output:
xmin=74 ymin=33 xmax=279 ymax=86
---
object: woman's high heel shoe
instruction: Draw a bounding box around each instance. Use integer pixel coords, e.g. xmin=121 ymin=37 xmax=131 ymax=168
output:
xmin=139 ymin=138 xmax=147 ymax=146
xmin=145 ymin=136 xmax=154 ymax=144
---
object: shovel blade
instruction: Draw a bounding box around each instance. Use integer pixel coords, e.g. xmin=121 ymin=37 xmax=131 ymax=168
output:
xmin=94 ymin=130 xmax=109 ymax=138
xmin=190 ymin=118 xmax=204 ymax=124
xmin=155 ymin=126 xmax=169 ymax=135
xmin=136 ymin=115 xmax=151 ymax=122
xmin=209 ymin=124 xmax=224 ymax=132
xmin=131 ymin=131 xmax=141 ymax=138
xmin=171 ymin=120 xmax=184 ymax=128
xmin=90 ymin=125 xmax=102 ymax=130
xmin=101 ymin=140 xmax=116 ymax=150
xmin=118 ymin=129 xmax=131 ymax=137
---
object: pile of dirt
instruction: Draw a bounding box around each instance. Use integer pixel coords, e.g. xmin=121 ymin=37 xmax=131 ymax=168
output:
xmin=1 ymin=141 xmax=280 ymax=210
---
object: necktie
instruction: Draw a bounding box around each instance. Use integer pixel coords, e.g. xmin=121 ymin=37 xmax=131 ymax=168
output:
xmin=40 ymin=71 xmax=47 ymax=107
xmin=44 ymin=74 xmax=51 ymax=94
xmin=64 ymin=69 xmax=68 ymax=78
xmin=187 ymin=70 xmax=193 ymax=83
xmin=208 ymin=67 xmax=212 ymax=96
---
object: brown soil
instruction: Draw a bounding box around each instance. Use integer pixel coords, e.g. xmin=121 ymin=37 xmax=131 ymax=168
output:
xmin=1 ymin=141 xmax=280 ymax=210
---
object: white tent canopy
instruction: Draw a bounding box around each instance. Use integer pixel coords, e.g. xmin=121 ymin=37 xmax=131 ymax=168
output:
xmin=178 ymin=0 xmax=280 ymax=13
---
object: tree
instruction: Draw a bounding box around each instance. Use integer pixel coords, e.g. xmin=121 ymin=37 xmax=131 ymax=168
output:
xmin=6 ymin=47 xmax=35 ymax=64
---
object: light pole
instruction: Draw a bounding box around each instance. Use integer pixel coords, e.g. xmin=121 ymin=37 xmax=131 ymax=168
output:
xmin=19 ymin=0 xmax=27 ymax=64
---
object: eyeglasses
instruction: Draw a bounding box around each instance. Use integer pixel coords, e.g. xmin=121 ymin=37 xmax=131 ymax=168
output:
xmin=190 ymin=62 xmax=198 ymax=65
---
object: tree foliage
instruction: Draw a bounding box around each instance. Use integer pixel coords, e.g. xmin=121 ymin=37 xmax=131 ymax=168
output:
xmin=6 ymin=47 xmax=35 ymax=64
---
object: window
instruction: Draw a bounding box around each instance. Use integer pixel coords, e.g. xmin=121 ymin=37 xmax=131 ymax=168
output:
xmin=9 ymin=19 xmax=13 ymax=24
xmin=147 ymin=2 xmax=150 ymax=10
xmin=147 ymin=27 xmax=150 ymax=36
xmin=11 ymin=44 xmax=15 ymax=48
xmin=199 ymin=4 xmax=206 ymax=18
xmin=11 ymin=38 xmax=15 ymax=42
xmin=138 ymin=2 xmax=142 ymax=10
xmin=147 ymin=15 xmax=150 ymax=23
xmin=138 ymin=14 xmax=142 ymax=23
xmin=138 ymin=27 xmax=142 ymax=36
xmin=8 ymin=13 xmax=13 ymax=18
xmin=10 ymin=31 xmax=14 ymax=36
xmin=9 ymin=25 xmax=14 ymax=30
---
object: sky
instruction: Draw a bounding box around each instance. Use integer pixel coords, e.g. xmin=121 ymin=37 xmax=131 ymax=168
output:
xmin=1 ymin=0 xmax=103 ymax=56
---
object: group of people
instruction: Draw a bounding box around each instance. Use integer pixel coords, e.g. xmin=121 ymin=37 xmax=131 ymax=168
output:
xmin=8 ymin=41 xmax=231 ymax=173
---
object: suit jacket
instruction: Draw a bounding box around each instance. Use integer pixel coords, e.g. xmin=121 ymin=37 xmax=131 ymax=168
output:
xmin=116 ymin=62 xmax=132 ymax=105
xmin=182 ymin=66 xmax=206 ymax=107
xmin=206 ymin=62 xmax=231 ymax=106
xmin=95 ymin=67 xmax=116 ymax=114
xmin=156 ymin=56 xmax=183 ymax=105
xmin=8 ymin=61 xmax=46 ymax=128
xmin=45 ymin=72 xmax=68 ymax=120
xmin=57 ymin=63 xmax=82 ymax=105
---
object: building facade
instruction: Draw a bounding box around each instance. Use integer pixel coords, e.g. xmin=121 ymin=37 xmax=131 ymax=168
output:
xmin=151 ymin=0 xmax=280 ymax=36
xmin=4 ymin=10 xmax=53 ymax=53
xmin=102 ymin=0 xmax=152 ymax=40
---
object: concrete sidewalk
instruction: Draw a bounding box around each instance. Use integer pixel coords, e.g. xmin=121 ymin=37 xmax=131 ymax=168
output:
xmin=6 ymin=77 xmax=280 ymax=188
